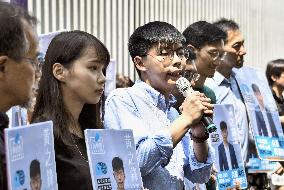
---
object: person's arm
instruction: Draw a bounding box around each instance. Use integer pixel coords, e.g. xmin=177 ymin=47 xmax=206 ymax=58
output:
xmin=179 ymin=92 xmax=214 ymax=183
xmin=193 ymin=141 xmax=209 ymax=163
xmin=183 ymin=136 xmax=214 ymax=183
xmin=104 ymin=90 xmax=212 ymax=176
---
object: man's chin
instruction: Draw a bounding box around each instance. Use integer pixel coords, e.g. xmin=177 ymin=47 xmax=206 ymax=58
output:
xmin=20 ymin=97 xmax=33 ymax=110
xmin=234 ymin=60 xmax=244 ymax=68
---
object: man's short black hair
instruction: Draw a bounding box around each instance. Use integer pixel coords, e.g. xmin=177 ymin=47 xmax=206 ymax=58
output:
xmin=266 ymin=59 xmax=284 ymax=86
xmin=182 ymin=21 xmax=226 ymax=49
xmin=213 ymin=18 xmax=239 ymax=33
xmin=128 ymin=21 xmax=185 ymax=77
xmin=0 ymin=1 xmax=37 ymax=60
xmin=30 ymin=159 xmax=40 ymax=178
xmin=112 ymin=157 xmax=124 ymax=172
xmin=220 ymin=121 xmax=228 ymax=131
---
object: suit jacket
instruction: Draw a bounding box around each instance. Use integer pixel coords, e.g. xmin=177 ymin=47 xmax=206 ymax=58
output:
xmin=254 ymin=105 xmax=278 ymax=137
xmin=218 ymin=142 xmax=238 ymax=171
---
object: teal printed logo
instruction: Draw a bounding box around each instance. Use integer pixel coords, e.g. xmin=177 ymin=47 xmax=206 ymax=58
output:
xmin=96 ymin=162 xmax=107 ymax=175
xmin=95 ymin=133 xmax=101 ymax=142
xmin=90 ymin=132 xmax=105 ymax=154
xmin=10 ymin=133 xmax=24 ymax=161
xmin=13 ymin=170 xmax=25 ymax=187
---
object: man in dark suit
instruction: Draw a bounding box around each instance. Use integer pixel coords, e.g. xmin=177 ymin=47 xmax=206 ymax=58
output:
xmin=252 ymin=83 xmax=279 ymax=137
xmin=218 ymin=121 xmax=239 ymax=171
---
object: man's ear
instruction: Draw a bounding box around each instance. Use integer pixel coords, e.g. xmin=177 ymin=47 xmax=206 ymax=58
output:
xmin=0 ymin=56 xmax=8 ymax=73
xmin=271 ymin=75 xmax=277 ymax=82
xmin=133 ymin=56 xmax=146 ymax=72
xmin=186 ymin=44 xmax=198 ymax=53
xmin=52 ymin=63 xmax=67 ymax=82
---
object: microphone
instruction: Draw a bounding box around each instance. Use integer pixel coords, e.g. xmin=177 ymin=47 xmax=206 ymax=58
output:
xmin=176 ymin=77 xmax=217 ymax=133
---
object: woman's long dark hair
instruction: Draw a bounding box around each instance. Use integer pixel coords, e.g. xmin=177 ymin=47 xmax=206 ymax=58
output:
xmin=31 ymin=30 xmax=110 ymax=147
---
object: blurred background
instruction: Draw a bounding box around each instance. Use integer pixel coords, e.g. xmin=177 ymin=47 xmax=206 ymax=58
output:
xmin=9 ymin=0 xmax=284 ymax=81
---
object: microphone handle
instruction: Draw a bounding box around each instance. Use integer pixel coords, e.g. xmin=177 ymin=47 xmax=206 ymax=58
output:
xmin=201 ymin=114 xmax=217 ymax=133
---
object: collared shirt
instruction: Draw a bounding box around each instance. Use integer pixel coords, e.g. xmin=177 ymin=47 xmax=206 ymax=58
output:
xmin=205 ymin=71 xmax=253 ymax=162
xmin=104 ymin=80 xmax=214 ymax=190
xmin=6 ymin=106 xmax=27 ymax=127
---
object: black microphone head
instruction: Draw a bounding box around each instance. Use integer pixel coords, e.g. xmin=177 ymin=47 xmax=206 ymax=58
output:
xmin=176 ymin=77 xmax=192 ymax=97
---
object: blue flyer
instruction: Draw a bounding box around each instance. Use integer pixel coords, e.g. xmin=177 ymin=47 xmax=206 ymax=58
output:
xmin=5 ymin=121 xmax=58 ymax=190
xmin=234 ymin=66 xmax=284 ymax=161
xmin=246 ymin=157 xmax=278 ymax=173
xmin=212 ymin=104 xmax=247 ymax=190
xmin=85 ymin=129 xmax=143 ymax=190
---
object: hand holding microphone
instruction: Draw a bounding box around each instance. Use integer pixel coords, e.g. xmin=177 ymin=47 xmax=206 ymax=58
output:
xmin=176 ymin=77 xmax=217 ymax=134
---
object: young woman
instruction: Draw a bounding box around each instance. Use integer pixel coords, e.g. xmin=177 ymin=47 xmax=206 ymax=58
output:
xmin=31 ymin=30 xmax=110 ymax=190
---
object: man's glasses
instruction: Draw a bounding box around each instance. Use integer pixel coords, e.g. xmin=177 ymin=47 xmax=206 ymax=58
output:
xmin=22 ymin=53 xmax=44 ymax=72
xmin=147 ymin=48 xmax=189 ymax=62
xmin=206 ymin=50 xmax=224 ymax=61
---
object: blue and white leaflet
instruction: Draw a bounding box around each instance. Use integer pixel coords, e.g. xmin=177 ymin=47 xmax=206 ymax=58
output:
xmin=5 ymin=121 xmax=58 ymax=190
xmin=212 ymin=104 xmax=247 ymax=190
xmin=85 ymin=129 xmax=143 ymax=190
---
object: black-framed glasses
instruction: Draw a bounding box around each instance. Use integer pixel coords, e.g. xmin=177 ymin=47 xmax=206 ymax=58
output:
xmin=147 ymin=48 xmax=189 ymax=62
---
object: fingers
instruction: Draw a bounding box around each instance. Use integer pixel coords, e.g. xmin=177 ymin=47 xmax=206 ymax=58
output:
xmin=202 ymin=101 xmax=214 ymax=114
xmin=181 ymin=92 xmax=214 ymax=125
xmin=183 ymin=93 xmax=214 ymax=112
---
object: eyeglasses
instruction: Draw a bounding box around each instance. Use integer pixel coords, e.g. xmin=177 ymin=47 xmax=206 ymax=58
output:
xmin=183 ymin=70 xmax=200 ymax=82
xmin=206 ymin=50 xmax=224 ymax=61
xmin=147 ymin=48 xmax=189 ymax=62
xmin=22 ymin=53 xmax=44 ymax=72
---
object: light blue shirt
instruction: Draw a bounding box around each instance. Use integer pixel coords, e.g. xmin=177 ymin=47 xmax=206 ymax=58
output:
xmin=205 ymin=71 xmax=253 ymax=162
xmin=104 ymin=80 xmax=214 ymax=190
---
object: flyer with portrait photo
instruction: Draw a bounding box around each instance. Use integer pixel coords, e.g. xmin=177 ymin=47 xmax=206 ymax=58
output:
xmin=5 ymin=121 xmax=58 ymax=190
xmin=234 ymin=66 xmax=284 ymax=161
xmin=211 ymin=104 xmax=247 ymax=190
xmin=85 ymin=129 xmax=143 ymax=190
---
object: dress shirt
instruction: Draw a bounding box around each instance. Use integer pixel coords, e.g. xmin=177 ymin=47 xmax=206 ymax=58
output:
xmin=104 ymin=80 xmax=214 ymax=190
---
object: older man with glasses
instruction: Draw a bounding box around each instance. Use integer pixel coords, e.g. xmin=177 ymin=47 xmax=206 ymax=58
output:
xmin=0 ymin=2 xmax=39 ymax=190
xmin=204 ymin=18 xmax=267 ymax=189
xmin=205 ymin=19 xmax=249 ymax=162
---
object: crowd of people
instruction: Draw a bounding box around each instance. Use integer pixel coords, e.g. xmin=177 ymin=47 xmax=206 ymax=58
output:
xmin=0 ymin=1 xmax=284 ymax=190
